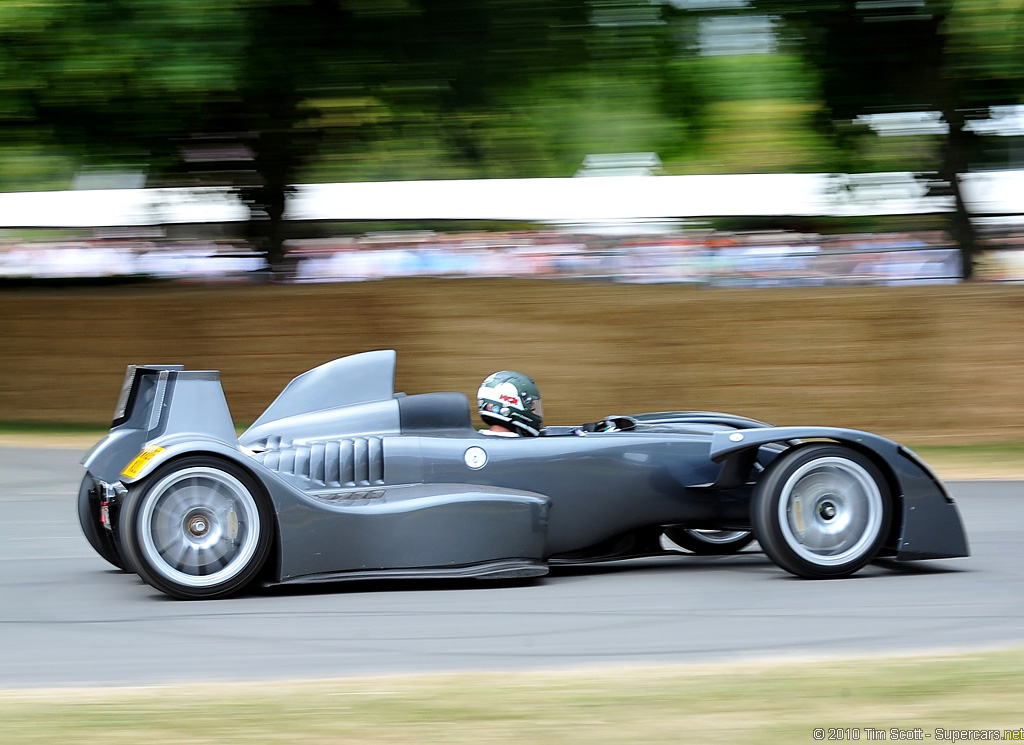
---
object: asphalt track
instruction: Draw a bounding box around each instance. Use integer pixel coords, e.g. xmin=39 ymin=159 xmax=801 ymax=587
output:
xmin=1 ymin=446 xmax=1022 ymax=689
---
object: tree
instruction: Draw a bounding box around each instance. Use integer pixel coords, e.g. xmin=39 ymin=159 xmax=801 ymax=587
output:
xmin=752 ymin=0 xmax=1024 ymax=278
xmin=0 ymin=0 xmax=250 ymax=174
xmin=0 ymin=0 xmax=598 ymax=272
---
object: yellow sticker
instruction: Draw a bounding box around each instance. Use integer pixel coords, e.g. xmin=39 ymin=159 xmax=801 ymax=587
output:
xmin=121 ymin=446 xmax=166 ymax=479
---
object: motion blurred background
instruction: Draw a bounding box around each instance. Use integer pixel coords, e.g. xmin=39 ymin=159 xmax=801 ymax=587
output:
xmin=1 ymin=0 xmax=1023 ymax=436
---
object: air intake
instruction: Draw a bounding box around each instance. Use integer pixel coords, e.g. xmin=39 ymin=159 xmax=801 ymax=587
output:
xmin=254 ymin=437 xmax=384 ymax=488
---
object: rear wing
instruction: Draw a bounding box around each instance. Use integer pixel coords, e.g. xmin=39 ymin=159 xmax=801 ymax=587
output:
xmin=82 ymin=365 xmax=236 ymax=482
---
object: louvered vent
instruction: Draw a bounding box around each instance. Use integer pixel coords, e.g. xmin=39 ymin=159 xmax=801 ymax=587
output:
xmin=249 ymin=435 xmax=288 ymax=451
xmin=253 ymin=437 xmax=384 ymax=488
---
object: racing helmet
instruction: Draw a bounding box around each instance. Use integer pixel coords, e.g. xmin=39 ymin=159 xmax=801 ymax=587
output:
xmin=477 ymin=371 xmax=543 ymax=436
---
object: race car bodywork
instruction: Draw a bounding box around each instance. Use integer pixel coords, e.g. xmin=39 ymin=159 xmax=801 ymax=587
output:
xmin=79 ymin=350 xmax=969 ymax=599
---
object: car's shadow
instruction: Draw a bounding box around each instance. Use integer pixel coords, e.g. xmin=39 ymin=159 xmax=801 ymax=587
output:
xmin=134 ymin=550 xmax=969 ymax=602
xmin=130 ymin=544 xmax=974 ymax=601
xmin=253 ymin=550 xmax=772 ymax=598
xmin=871 ymin=558 xmax=966 ymax=576
xmin=547 ymin=550 xmax=766 ymax=577
xmin=257 ymin=575 xmax=543 ymax=599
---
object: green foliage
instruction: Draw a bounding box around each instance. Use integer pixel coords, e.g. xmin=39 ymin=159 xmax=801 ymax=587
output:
xmin=0 ymin=0 xmax=246 ymax=137
xmin=692 ymin=53 xmax=820 ymax=103
xmin=0 ymin=0 xmax=1022 ymax=244
xmin=943 ymin=0 xmax=1024 ymax=107
xmin=750 ymin=0 xmax=1024 ymax=276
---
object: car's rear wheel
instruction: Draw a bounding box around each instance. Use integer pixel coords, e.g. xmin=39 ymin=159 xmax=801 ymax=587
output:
xmin=119 ymin=456 xmax=273 ymax=599
xmin=663 ymin=527 xmax=755 ymax=555
xmin=77 ymin=475 xmax=126 ymax=570
xmin=752 ymin=445 xmax=891 ymax=579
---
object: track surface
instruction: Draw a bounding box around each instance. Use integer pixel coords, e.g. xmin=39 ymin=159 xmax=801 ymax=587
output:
xmin=2 ymin=446 xmax=1022 ymax=689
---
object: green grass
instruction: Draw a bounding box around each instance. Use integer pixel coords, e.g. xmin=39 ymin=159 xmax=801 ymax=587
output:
xmin=912 ymin=442 xmax=1024 ymax=458
xmin=911 ymin=442 xmax=1024 ymax=478
xmin=0 ymin=421 xmax=109 ymax=436
xmin=3 ymin=651 xmax=1024 ymax=744
xmin=0 ymin=422 xmax=246 ymax=442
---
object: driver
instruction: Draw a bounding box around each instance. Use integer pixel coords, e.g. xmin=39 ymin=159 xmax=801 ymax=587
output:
xmin=477 ymin=371 xmax=543 ymax=436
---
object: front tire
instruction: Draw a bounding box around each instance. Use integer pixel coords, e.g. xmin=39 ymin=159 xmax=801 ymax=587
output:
xmin=119 ymin=456 xmax=273 ymax=599
xmin=752 ymin=445 xmax=891 ymax=579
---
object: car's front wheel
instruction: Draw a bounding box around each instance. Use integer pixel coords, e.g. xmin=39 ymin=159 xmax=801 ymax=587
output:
xmin=119 ymin=456 xmax=273 ymax=599
xmin=751 ymin=445 xmax=891 ymax=579
xmin=663 ymin=527 xmax=755 ymax=555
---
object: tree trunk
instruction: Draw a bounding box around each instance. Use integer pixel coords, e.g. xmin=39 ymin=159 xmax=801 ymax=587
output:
xmin=238 ymin=126 xmax=296 ymax=280
xmin=940 ymin=108 xmax=980 ymax=280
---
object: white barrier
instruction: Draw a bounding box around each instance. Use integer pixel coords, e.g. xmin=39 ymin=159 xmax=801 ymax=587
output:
xmin=0 ymin=171 xmax=1020 ymax=228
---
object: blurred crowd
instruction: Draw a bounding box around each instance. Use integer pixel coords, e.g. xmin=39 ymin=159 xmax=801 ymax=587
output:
xmin=0 ymin=239 xmax=266 ymax=282
xmin=3 ymin=227 xmax=1024 ymax=285
xmin=289 ymin=230 xmax=965 ymax=286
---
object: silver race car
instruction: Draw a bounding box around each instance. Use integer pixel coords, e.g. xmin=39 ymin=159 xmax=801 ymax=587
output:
xmin=78 ymin=350 xmax=969 ymax=599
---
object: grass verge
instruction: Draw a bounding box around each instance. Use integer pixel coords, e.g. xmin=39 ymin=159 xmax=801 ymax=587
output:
xmin=911 ymin=442 xmax=1024 ymax=480
xmin=3 ymin=650 xmax=1023 ymax=744
xmin=0 ymin=422 xmax=107 ymax=450
xmin=0 ymin=421 xmax=108 ymax=436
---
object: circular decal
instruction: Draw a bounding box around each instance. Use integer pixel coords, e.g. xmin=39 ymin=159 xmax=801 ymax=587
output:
xmin=464 ymin=446 xmax=488 ymax=470
xmin=729 ymin=432 xmax=745 ymax=442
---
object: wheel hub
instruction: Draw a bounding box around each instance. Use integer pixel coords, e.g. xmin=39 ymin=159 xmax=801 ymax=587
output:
xmin=187 ymin=515 xmax=210 ymax=537
xmin=817 ymin=500 xmax=837 ymax=520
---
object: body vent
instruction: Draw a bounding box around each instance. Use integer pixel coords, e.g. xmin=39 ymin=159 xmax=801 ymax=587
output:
xmin=252 ymin=435 xmax=288 ymax=451
xmin=254 ymin=437 xmax=384 ymax=488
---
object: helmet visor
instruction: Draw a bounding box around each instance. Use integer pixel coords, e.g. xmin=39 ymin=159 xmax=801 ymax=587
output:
xmin=528 ymin=396 xmax=543 ymax=420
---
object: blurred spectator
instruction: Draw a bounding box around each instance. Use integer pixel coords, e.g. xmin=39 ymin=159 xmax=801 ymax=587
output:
xmin=0 ymin=238 xmax=266 ymax=281
xmin=0 ymin=226 xmax=985 ymax=285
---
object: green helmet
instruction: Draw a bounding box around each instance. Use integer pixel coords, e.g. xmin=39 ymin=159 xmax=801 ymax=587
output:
xmin=477 ymin=371 xmax=543 ymax=436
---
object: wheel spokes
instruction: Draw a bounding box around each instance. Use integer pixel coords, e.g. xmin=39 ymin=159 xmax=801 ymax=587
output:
xmin=139 ymin=467 xmax=261 ymax=588
xmin=780 ymin=457 xmax=883 ymax=566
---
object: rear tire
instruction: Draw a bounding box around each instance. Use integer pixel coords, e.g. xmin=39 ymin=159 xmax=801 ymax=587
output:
xmin=77 ymin=475 xmax=126 ymax=570
xmin=752 ymin=445 xmax=891 ymax=579
xmin=663 ymin=528 xmax=755 ymax=555
xmin=119 ymin=456 xmax=273 ymax=599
